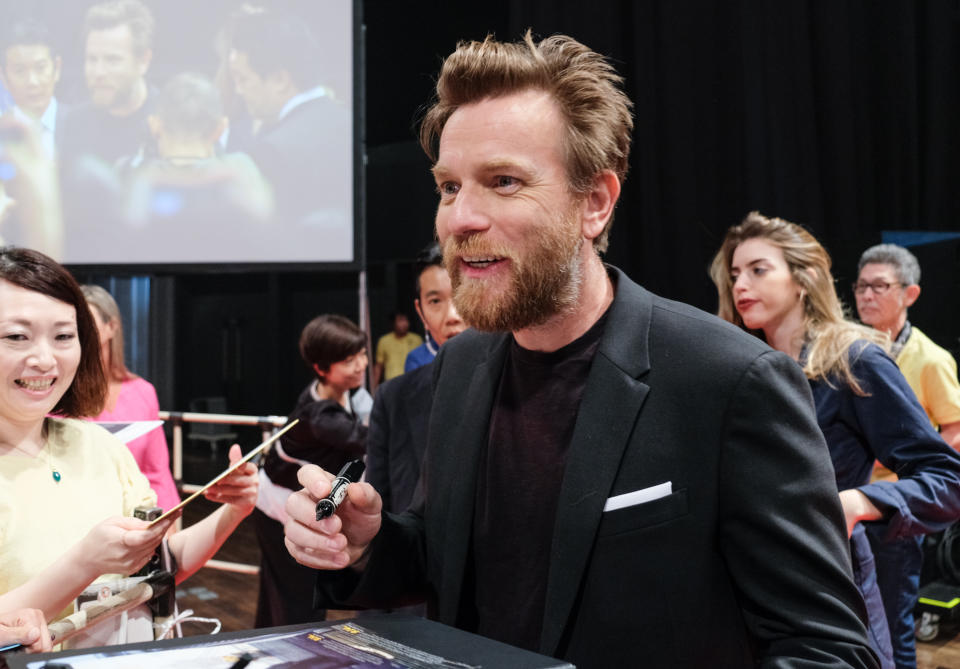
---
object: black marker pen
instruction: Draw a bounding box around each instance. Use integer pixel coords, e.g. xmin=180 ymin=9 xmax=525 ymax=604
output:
xmin=316 ymin=459 xmax=365 ymax=520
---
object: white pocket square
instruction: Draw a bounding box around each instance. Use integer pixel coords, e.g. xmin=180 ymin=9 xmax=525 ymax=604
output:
xmin=603 ymin=481 xmax=672 ymax=512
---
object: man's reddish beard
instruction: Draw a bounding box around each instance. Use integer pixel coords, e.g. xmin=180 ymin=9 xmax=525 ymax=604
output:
xmin=442 ymin=208 xmax=584 ymax=332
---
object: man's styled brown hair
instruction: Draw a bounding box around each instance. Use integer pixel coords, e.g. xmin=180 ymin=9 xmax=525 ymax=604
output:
xmin=0 ymin=247 xmax=107 ymax=417
xmin=419 ymin=31 xmax=634 ymax=252
xmin=84 ymin=0 xmax=155 ymax=57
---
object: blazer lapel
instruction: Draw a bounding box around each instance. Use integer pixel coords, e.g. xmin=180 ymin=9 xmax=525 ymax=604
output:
xmin=432 ymin=334 xmax=511 ymax=623
xmin=540 ymin=268 xmax=653 ymax=655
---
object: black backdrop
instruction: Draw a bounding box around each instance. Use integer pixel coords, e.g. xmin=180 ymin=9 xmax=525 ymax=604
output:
xmin=72 ymin=0 xmax=960 ymax=419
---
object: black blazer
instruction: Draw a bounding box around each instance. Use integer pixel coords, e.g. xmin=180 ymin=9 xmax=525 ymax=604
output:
xmin=249 ymin=94 xmax=351 ymax=225
xmin=366 ymin=362 xmax=433 ymax=513
xmin=320 ymin=267 xmax=879 ymax=668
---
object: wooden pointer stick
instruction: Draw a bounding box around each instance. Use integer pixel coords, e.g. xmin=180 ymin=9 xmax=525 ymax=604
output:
xmin=149 ymin=419 xmax=299 ymax=526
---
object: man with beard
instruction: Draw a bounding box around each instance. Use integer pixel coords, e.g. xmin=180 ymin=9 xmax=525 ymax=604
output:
xmin=283 ymin=33 xmax=879 ymax=669
xmin=58 ymin=0 xmax=155 ymax=166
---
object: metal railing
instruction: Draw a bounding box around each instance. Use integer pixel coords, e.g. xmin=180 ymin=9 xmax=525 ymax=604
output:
xmin=158 ymin=410 xmax=288 ymax=575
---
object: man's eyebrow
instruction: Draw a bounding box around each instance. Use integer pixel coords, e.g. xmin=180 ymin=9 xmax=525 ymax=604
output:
xmin=432 ymin=159 xmax=537 ymax=180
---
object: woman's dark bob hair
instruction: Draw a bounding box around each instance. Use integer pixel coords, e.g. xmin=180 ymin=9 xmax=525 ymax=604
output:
xmin=0 ymin=246 xmax=106 ymax=417
xmin=299 ymin=314 xmax=366 ymax=375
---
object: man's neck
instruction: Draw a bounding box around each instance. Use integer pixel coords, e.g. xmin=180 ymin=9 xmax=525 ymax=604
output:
xmin=108 ymin=78 xmax=147 ymax=117
xmin=879 ymin=312 xmax=909 ymax=340
xmin=15 ymin=99 xmax=52 ymax=123
xmin=513 ymin=252 xmax=613 ymax=353
xmin=158 ymin=137 xmax=215 ymax=161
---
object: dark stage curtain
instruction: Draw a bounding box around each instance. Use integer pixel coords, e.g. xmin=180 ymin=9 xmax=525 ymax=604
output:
xmin=366 ymin=1 xmax=960 ymax=313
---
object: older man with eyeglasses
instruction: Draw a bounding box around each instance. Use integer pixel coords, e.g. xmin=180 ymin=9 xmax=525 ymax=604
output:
xmin=855 ymin=242 xmax=960 ymax=669
xmin=856 ymin=244 xmax=960 ymax=450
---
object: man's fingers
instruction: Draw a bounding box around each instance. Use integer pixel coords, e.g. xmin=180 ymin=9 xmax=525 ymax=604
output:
xmin=344 ymin=481 xmax=382 ymax=514
xmin=296 ymin=464 xmax=334 ymax=498
xmin=284 ymin=536 xmax=351 ymax=570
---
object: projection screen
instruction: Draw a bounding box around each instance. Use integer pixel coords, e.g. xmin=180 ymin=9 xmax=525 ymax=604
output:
xmin=0 ymin=0 xmax=357 ymax=268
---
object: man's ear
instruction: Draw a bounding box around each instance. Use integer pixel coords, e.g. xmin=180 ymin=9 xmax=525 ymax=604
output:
xmin=147 ymin=115 xmax=161 ymax=139
xmin=581 ymin=170 xmax=620 ymax=242
xmin=137 ymin=48 xmax=152 ymax=76
xmin=209 ymin=116 xmax=229 ymax=144
xmin=904 ymin=284 xmax=921 ymax=308
xmin=414 ymin=298 xmax=426 ymax=326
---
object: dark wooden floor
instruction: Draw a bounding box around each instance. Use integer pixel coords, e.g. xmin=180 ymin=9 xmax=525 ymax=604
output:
xmin=175 ymin=445 xmax=960 ymax=666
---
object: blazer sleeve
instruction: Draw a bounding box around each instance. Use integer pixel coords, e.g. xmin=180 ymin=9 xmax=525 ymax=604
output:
xmin=849 ymin=344 xmax=960 ymax=540
xmin=718 ymin=350 xmax=879 ymax=668
xmin=314 ymin=505 xmax=431 ymax=610
xmin=366 ymin=386 xmax=393 ymax=511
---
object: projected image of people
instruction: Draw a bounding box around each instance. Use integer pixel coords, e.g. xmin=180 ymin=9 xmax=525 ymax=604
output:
xmin=1 ymin=0 xmax=354 ymax=266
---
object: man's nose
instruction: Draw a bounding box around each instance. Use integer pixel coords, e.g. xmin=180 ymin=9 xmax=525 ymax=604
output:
xmin=441 ymin=184 xmax=491 ymax=238
xmin=446 ymin=301 xmax=465 ymax=326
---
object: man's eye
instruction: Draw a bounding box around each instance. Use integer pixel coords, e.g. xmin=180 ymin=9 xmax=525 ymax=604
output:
xmin=495 ymin=176 xmax=519 ymax=189
xmin=437 ymin=182 xmax=459 ymax=196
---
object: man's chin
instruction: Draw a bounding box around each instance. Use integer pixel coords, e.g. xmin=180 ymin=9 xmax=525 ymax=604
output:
xmin=90 ymin=92 xmax=116 ymax=108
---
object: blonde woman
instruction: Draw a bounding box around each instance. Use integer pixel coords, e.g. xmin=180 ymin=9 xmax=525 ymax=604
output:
xmin=710 ymin=212 xmax=960 ymax=669
xmin=81 ymin=284 xmax=179 ymax=511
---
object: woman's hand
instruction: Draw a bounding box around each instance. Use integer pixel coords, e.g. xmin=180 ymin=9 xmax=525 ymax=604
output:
xmin=0 ymin=607 xmax=51 ymax=653
xmin=76 ymin=515 xmax=177 ymax=578
xmin=838 ymin=488 xmax=883 ymax=537
xmin=203 ymin=444 xmax=258 ymax=516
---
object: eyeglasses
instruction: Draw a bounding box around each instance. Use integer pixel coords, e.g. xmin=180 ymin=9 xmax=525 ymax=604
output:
xmin=852 ymin=280 xmax=901 ymax=295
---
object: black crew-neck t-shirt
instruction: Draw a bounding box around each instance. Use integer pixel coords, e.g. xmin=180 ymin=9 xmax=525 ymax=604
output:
xmin=472 ymin=311 xmax=608 ymax=651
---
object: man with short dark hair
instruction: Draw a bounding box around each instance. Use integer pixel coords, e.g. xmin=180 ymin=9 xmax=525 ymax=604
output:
xmin=367 ymin=242 xmax=466 ymax=514
xmin=284 ymin=32 xmax=879 ymax=668
xmin=58 ymin=0 xmax=156 ymax=165
xmin=0 ymin=18 xmax=64 ymax=159
xmin=227 ymin=10 xmax=350 ymax=227
xmin=403 ymin=242 xmax=466 ymax=373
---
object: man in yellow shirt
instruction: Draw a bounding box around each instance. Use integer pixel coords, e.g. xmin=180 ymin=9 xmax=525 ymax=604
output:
xmin=373 ymin=312 xmax=422 ymax=387
xmin=856 ymin=243 xmax=960 ymax=448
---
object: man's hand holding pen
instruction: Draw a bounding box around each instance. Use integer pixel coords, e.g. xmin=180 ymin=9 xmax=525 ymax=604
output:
xmin=284 ymin=464 xmax=383 ymax=571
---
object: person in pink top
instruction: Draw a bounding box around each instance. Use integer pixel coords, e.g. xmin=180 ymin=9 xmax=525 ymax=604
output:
xmin=81 ymin=284 xmax=180 ymax=511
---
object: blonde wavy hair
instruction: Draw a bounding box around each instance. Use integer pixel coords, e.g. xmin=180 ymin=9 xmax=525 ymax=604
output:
xmin=81 ymin=284 xmax=136 ymax=383
xmin=709 ymin=211 xmax=888 ymax=395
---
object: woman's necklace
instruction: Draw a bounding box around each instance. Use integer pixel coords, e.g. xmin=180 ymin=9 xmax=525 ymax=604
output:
xmin=6 ymin=442 xmax=61 ymax=483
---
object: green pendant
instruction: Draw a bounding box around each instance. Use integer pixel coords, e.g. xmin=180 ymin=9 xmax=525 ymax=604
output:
xmin=52 ymin=470 xmax=61 ymax=483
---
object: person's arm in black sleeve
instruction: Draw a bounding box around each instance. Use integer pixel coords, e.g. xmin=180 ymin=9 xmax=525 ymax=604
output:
xmin=366 ymin=386 xmax=393 ymax=512
xmin=284 ymin=401 xmax=368 ymax=463
xmin=719 ymin=350 xmax=879 ymax=668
